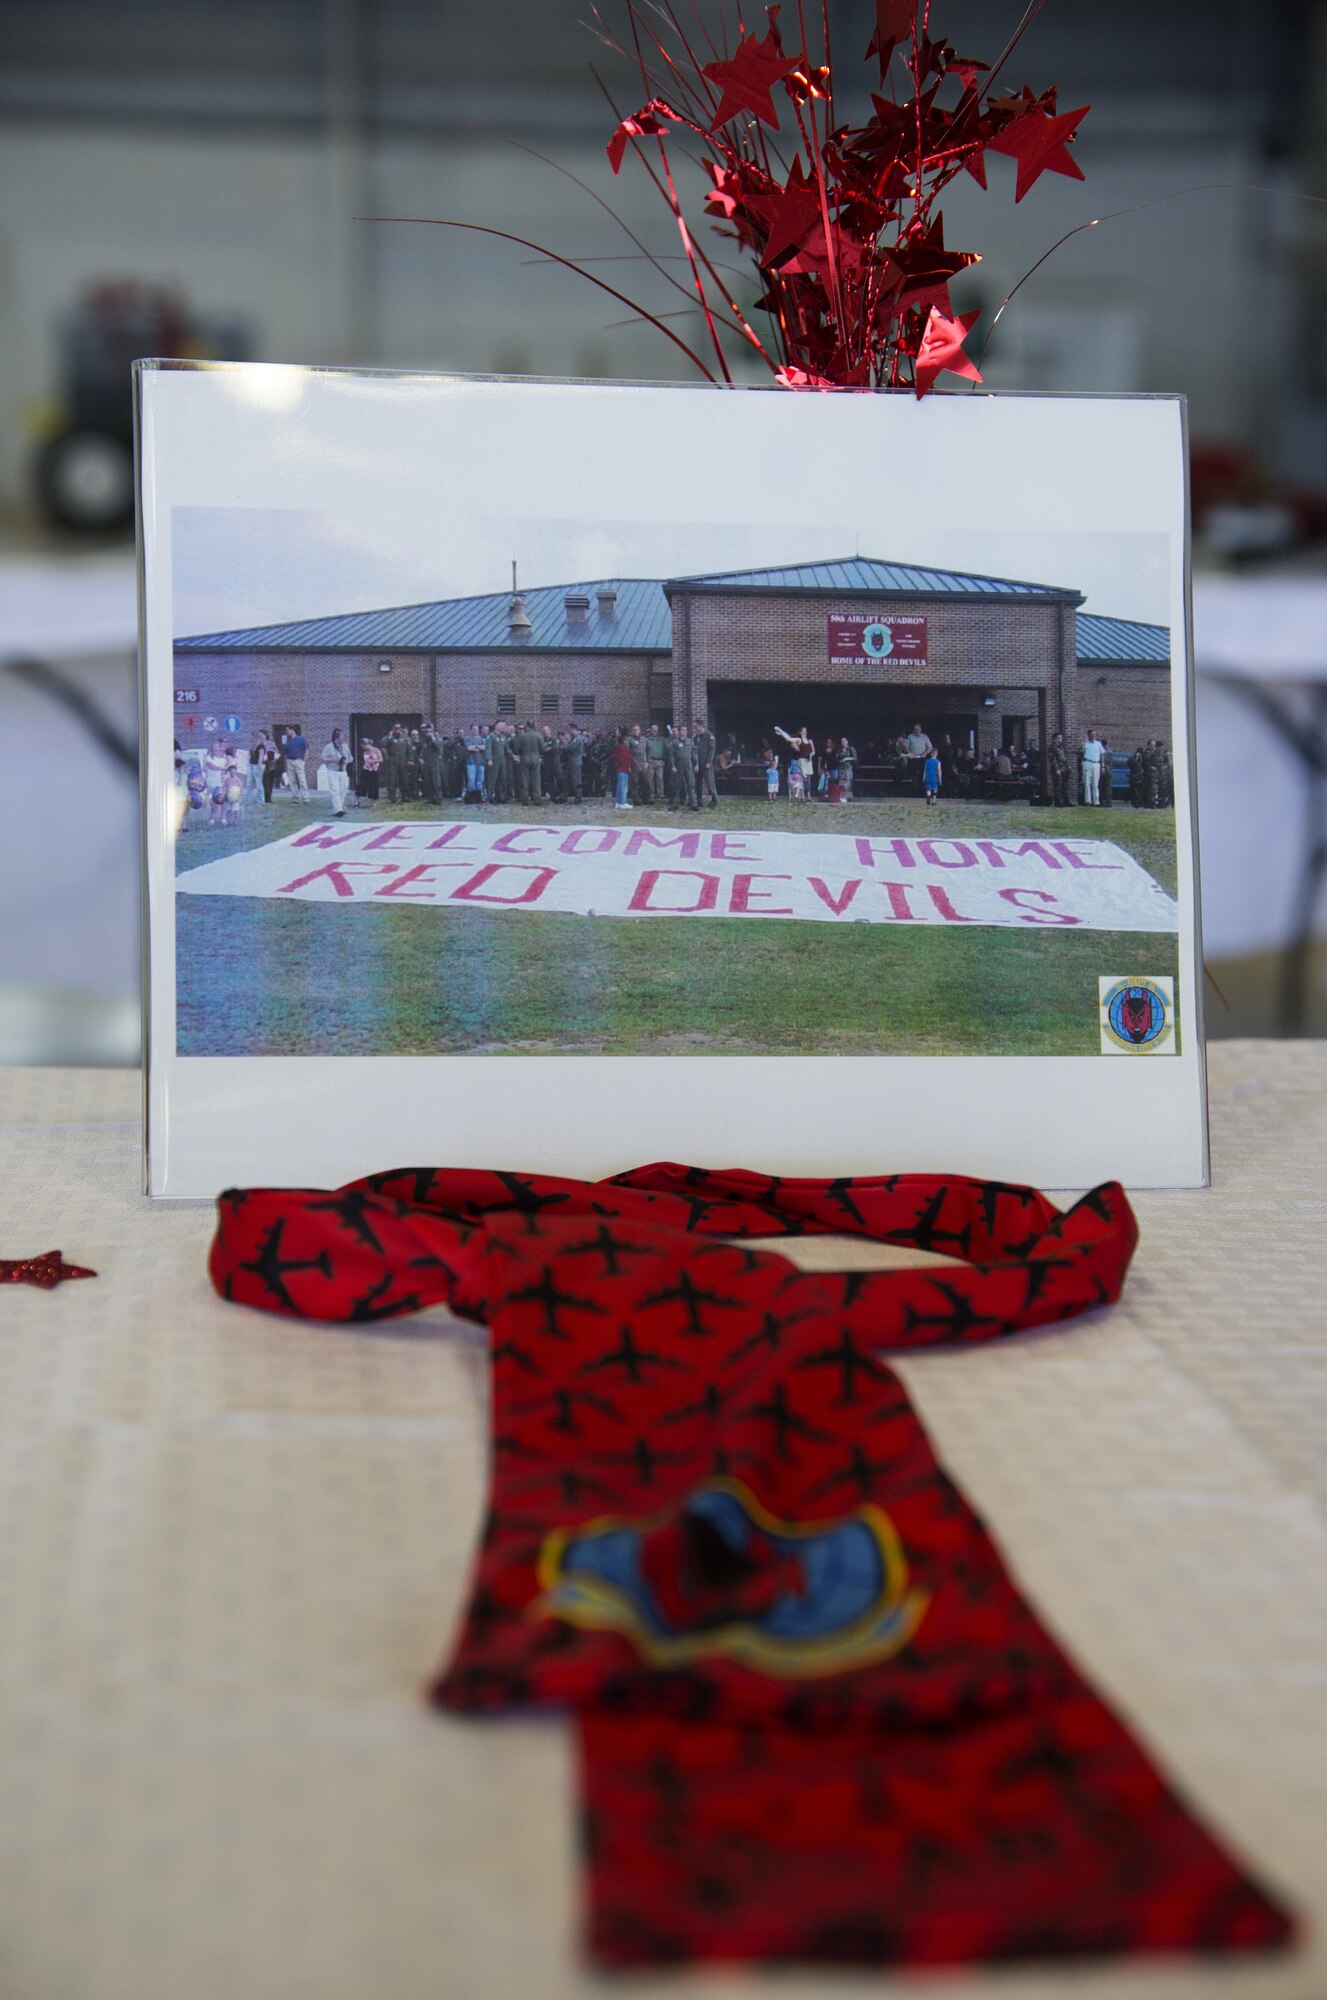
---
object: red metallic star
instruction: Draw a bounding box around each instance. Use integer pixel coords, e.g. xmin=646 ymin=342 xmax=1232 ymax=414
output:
xmin=913 ymin=305 xmax=982 ymax=396
xmin=607 ymin=98 xmax=683 ymax=175
xmin=703 ymin=24 xmax=799 ymax=132
xmin=758 ymin=164 xmax=824 ymax=268
xmin=774 ymin=364 xmax=837 ymax=388
xmin=987 ymin=102 xmax=1089 ymax=201
xmin=0 ymin=1249 xmax=97 ymax=1290
xmin=866 ymin=0 xmax=916 ymax=69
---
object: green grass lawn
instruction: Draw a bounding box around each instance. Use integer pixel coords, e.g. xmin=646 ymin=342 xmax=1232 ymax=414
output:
xmin=175 ymin=795 xmax=1181 ymax=1058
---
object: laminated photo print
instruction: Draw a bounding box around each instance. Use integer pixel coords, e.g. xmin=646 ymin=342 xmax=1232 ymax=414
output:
xmin=138 ymin=364 xmax=1205 ymax=1195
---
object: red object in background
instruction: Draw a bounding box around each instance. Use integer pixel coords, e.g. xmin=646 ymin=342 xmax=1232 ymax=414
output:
xmin=985 ymin=102 xmax=1090 ymax=202
xmin=591 ymin=5 xmax=1091 ymax=390
xmin=208 ymin=1163 xmax=1294 ymax=1970
xmin=1 ymin=1250 xmax=96 ymax=1289
xmin=914 ymin=304 xmax=984 ymax=395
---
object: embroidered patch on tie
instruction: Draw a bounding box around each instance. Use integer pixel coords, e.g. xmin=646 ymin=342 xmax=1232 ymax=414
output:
xmin=536 ymin=1476 xmax=929 ymax=1677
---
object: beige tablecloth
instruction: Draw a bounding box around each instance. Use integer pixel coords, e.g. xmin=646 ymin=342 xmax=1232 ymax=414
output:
xmin=1 ymin=1045 xmax=1324 ymax=2000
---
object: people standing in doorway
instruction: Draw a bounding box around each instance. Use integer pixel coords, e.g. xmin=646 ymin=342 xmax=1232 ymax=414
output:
xmin=321 ymin=728 xmax=352 ymax=817
xmin=902 ymin=721 xmax=933 ymax=795
xmin=1049 ymin=732 xmax=1072 ymax=807
xmin=773 ymin=724 xmax=811 ymax=804
xmin=383 ymin=725 xmax=407 ymax=805
xmin=1080 ymin=728 xmax=1104 ymax=807
xmin=358 ymin=737 xmax=382 ymax=803
xmin=837 ymin=735 xmax=858 ymax=804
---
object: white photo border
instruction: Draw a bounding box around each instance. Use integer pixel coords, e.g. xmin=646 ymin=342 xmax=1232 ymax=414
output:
xmin=138 ymin=363 xmax=1208 ymax=1196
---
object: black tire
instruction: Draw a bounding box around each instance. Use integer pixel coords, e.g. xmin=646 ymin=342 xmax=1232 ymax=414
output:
xmin=35 ymin=427 xmax=135 ymax=533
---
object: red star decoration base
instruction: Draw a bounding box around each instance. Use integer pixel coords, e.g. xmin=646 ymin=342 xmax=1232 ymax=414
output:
xmin=0 ymin=1250 xmax=97 ymax=1290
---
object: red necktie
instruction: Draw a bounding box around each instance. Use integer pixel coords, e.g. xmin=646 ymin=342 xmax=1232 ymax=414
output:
xmin=209 ymin=1164 xmax=1294 ymax=1969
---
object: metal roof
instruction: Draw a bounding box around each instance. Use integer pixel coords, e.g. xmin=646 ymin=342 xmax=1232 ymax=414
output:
xmin=1076 ymin=613 xmax=1170 ymax=663
xmin=176 ymin=560 xmax=1164 ymax=663
xmin=670 ymin=556 xmax=1081 ymax=600
xmin=176 ymin=578 xmax=673 ymax=654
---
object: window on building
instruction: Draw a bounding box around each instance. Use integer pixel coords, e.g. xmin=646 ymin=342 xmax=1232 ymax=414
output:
xmin=571 ymin=694 xmax=595 ymax=717
xmin=496 ymin=694 xmax=516 ymax=715
xmin=541 ymin=693 xmax=560 ymax=715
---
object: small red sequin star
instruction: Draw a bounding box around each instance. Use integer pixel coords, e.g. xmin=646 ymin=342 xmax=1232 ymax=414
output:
xmin=0 ymin=1250 xmax=97 ymax=1290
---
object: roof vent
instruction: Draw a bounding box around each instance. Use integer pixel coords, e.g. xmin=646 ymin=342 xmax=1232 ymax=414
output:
xmin=508 ymin=593 xmax=533 ymax=639
xmin=596 ymin=586 xmax=617 ymax=619
xmin=564 ymin=591 xmax=590 ymax=625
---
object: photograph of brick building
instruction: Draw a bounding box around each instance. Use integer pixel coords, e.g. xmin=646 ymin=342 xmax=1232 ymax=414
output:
xmin=174 ymin=555 xmax=1170 ymax=791
xmin=169 ymin=531 xmax=1181 ymax=1067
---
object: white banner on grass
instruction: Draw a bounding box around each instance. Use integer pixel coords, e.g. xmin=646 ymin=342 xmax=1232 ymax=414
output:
xmin=176 ymin=820 xmax=1180 ymax=932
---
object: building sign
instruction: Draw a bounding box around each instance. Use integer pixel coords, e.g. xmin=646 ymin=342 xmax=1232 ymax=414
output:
xmin=828 ymin=615 xmax=927 ymax=668
xmin=174 ymin=688 xmax=200 ymax=705
xmin=176 ymin=820 xmax=1180 ymax=933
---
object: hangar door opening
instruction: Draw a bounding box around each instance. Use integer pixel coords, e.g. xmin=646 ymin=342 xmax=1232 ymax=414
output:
xmin=704 ymin=681 xmax=978 ymax=759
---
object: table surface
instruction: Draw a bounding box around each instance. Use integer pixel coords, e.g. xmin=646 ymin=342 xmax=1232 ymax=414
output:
xmin=1 ymin=1045 xmax=1325 ymax=2000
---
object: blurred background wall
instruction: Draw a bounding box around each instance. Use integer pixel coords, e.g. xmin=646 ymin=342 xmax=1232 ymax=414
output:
xmin=2 ymin=0 xmax=1325 ymax=1060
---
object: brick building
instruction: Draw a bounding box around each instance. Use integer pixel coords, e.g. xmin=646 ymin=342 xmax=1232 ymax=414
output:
xmin=173 ymin=556 xmax=1170 ymax=779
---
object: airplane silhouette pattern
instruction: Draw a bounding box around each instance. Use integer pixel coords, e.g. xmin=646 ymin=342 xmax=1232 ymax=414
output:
xmin=207 ymin=1164 xmax=1292 ymax=1970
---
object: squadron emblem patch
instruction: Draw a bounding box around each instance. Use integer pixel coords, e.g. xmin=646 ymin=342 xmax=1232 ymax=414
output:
xmin=537 ymin=1477 xmax=929 ymax=1677
xmin=1099 ymin=975 xmax=1176 ymax=1054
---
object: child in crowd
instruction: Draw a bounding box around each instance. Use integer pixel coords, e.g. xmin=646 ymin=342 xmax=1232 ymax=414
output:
xmin=204 ymin=739 xmax=235 ymax=829
xmin=923 ymin=748 xmax=941 ymax=803
xmin=223 ymin=769 xmax=245 ymax=827
xmin=763 ymin=746 xmax=780 ymax=800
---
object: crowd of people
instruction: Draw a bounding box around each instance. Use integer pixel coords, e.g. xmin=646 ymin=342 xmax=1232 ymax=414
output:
xmin=174 ymin=714 xmax=1176 ymax=828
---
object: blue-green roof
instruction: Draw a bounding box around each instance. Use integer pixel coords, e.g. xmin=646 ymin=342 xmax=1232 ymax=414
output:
xmin=176 ymin=558 xmax=1163 ymax=664
xmin=177 ymin=578 xmax=672 ymax=655
xmin=670 ymin=556 xmax=1081 ymax=600
xmin=1076 ymin=613 xmax=1170 ymax=663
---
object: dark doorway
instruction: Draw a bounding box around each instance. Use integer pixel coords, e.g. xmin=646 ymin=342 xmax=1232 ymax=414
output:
xmin=704 ymin=681 xmax=978 ymax=762
xmin=349 ymin=711 xmax=422 ymax=764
